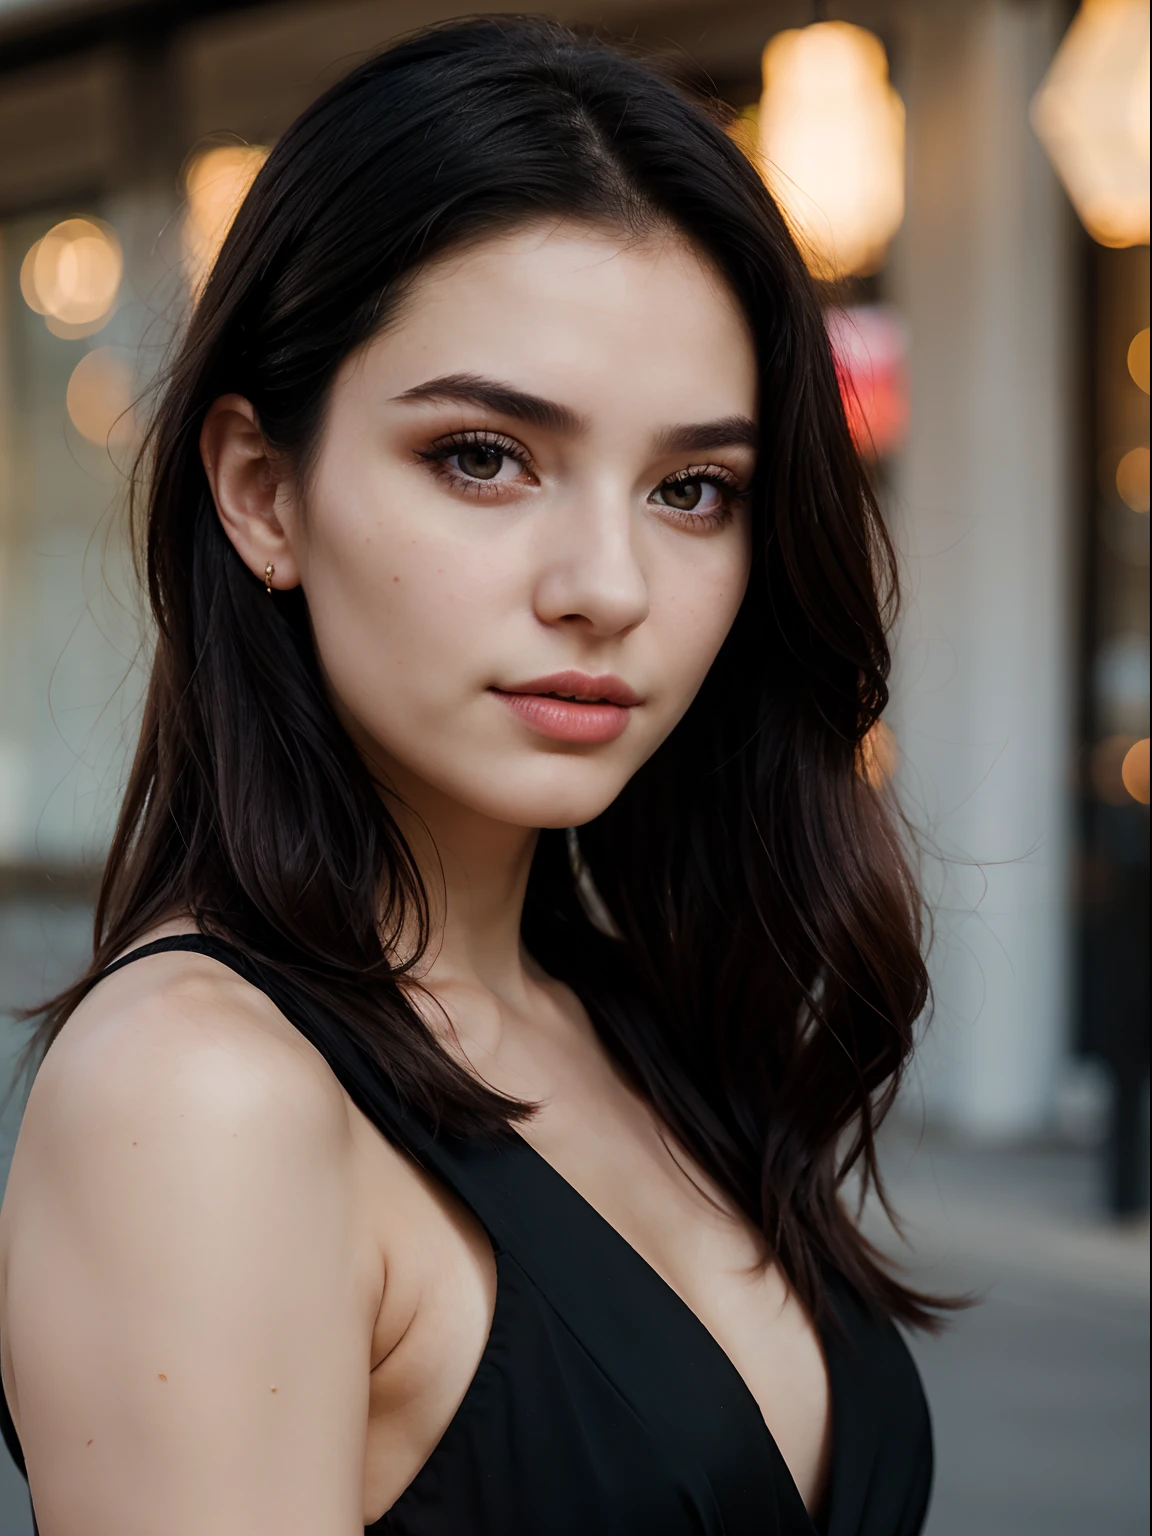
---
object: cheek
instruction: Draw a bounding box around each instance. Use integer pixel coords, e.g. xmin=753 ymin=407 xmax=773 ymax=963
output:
xmin=647 ymin=540 xmax=751 ymax=705
xmin=296 ymin=478 xmax=514 ymax=727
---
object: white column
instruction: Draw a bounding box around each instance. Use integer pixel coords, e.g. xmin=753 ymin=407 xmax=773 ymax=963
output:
xmin=888 ymin=0 xmax=1077 ymax=1137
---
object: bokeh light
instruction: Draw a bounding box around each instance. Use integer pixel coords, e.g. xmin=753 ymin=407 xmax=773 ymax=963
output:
xmin=1128 ymin=327 xmax=1150 ymax=393
xmin=1091 ymin=733 xmax=1142 ymax=803
xmin=1116 ymin=446 xmax=1150 ymax=512
xmin=19 ymin=217 xmax=122 ymax=331
xmin=1121 ymin=738 xmax=1150 ymax=803
xmin=826 ymin=305 xmax=910 ymax=460
xmin=65 ymin=348 xmax=137 ymax=447
xmin=1031 ymin=0 xmax=1150 ymax=248
xmin=858 ymin=720 xmax=899 ymax=788
xmin=183 ymin=143 xmax=268 ymax=300
xmin=755 ymin=22 xmax=905 ymax=282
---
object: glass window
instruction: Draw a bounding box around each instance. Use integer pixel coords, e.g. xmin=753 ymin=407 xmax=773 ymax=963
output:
xmin=0 ymin=193 xmax=181 ymax=867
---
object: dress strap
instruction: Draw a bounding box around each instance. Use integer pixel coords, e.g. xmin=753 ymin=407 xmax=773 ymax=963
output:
xmin=95 ymin=934 xmax=446 ymax=1167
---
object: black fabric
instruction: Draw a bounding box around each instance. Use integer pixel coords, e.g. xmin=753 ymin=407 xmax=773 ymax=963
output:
xmin=1 ymin=935 xmax=933 ymax=1534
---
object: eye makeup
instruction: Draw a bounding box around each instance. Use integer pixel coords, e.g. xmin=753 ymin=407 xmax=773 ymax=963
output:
xmin=416 ymin=429 xmax=537 ymax=498
xmin=415 ymin=427 xmax=750 ymax=527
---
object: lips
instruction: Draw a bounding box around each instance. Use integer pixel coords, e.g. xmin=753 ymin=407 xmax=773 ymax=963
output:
xmin=491 ymin=670 xmax=639 ymax=744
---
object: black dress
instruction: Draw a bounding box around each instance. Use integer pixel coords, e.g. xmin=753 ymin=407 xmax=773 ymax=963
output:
xmin=1 ymin=935 xmax=933 ymax=1535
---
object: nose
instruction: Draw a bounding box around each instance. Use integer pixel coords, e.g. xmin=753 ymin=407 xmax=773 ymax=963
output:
xmin=531 ymin=490 xmax=650 ymax=638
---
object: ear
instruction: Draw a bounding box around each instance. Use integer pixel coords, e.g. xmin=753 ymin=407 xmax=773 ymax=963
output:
xmin=200 ymin=395 xmax=301 ymax=592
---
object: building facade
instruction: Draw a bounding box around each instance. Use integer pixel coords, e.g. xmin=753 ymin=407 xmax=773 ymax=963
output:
xmin=0 ymin=0 xmax=1147 ymax=1168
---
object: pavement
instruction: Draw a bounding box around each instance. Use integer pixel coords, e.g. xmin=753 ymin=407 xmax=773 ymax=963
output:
xmin=867 ymin=1125 xmax=1150 ymax=1536
xmin=0 ymin=900 xmax=1148 ymax=1535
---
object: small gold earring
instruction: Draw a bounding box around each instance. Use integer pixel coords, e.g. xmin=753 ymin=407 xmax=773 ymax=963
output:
xmin=264 ymin=562 xmax=275 ymax=594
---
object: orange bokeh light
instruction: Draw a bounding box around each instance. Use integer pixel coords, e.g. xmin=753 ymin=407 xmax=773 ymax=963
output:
xmin=19 ymin=217 xmax=122 ymax=331
xmin=65 ymin=348 xmax=137 ymax=447
xmin=182 ymin=143 xmax=269 ymax=300
xmin=1116 ymin=446 xmax=1150 ymax=512
xmin=1121 ymin=738 xmax=1150 ymax=804
xmin=1129 ymin=327 xmax=1150 ymax=393
xmin=1091 ymin=734 xmax=1144 ymax=804
xmin=858 ymin=720 xmax=899 ymax=788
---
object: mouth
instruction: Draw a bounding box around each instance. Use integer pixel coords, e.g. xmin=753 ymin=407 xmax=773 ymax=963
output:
xmin=490 ymin=671 xmax=639 ymax=744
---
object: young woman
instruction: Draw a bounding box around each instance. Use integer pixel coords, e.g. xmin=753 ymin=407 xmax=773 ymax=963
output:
xmin=0 ymin=17 xmax=939 ymax=1535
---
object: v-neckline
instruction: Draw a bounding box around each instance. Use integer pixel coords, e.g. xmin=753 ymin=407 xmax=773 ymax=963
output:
xmin=509 ymin=1118 xmax=835 ymax=1523
xmin=502 ymin=1123 xmax=834 ymax=1528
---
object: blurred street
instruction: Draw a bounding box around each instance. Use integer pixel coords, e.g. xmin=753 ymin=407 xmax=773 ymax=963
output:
xmin=871 ymin=1125 xmax=1150 ymax=1536
xmin=1 ymin=901 xmax=1149 ymax=1536
xmin=0 ymin=0 xmax=1148 ymax=1529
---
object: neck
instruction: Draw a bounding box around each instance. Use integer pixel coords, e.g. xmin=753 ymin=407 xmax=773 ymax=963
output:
xmin=382 ymin=772 xmax=541 ymax=1006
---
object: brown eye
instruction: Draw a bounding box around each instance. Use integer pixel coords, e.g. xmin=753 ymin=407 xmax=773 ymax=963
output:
xmin=659 ymin=478 xmax=704 ymax=511
xmin=455 ymin=444 xmax=505 ymax=480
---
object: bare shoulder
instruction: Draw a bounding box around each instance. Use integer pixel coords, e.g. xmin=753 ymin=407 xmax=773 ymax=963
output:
xmin=0 ymin=942 xmax=382 ymax=1533
xmin=26 ymin=942 xmax=351 ymax=1151
xmin=0 ymin=945 xmax=359 ymax=1256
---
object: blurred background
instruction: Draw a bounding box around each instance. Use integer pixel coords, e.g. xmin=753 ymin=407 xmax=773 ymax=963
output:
xmin=0 ymin=0 xmax=1147 ymax=1530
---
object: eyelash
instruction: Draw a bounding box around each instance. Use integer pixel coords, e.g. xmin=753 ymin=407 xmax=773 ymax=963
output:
xmin=656 ymin=466 xmax=749 ymax=529
xmin=417 ymin=431 xmax=530 ymax=499
xmin=416 ymin=429 xmax=749 ymax=527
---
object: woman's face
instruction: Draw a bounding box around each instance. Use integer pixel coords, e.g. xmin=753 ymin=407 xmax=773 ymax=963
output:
xmin=267 ymin=222 xmax=756 ymax=829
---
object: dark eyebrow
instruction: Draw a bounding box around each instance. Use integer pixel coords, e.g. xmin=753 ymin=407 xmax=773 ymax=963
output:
xmin=393 ymin=373 xmax=757 ymax=457
xmin=654 ymin=416 xmax=759 ymax=455
xmin=392 ymin=373 xmax=589 ymax=436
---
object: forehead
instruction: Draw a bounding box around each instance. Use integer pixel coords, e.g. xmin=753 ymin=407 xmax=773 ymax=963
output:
xmin=339 ymin=221 xmax=757 ymax=430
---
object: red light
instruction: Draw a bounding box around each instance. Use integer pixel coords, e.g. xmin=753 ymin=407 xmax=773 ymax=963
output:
xmin=826 ymin=304 xmax=910 ymax=461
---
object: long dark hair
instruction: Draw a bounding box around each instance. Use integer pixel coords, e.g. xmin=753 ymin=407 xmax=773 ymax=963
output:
xmin=31 ymin=15 xmax=942 ymax=1327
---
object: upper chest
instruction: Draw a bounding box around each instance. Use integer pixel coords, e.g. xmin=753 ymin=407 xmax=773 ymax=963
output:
xmin=455 ymin=1000 xmax=824 ymax=1384
xmin=351 ymin=1041 xmax=831 ymax=1521
xmin=509 ymin=1073 xmax=832 ymax=1495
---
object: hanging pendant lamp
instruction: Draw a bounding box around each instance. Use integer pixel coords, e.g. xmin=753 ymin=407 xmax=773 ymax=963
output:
xmin=756 ymin=20 xmax=905 ymax=282
xmin=1031 ymin=0 xmax=1150 ymax=248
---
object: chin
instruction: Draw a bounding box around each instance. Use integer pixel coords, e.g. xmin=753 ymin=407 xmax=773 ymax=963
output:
xmin=496 ymin=790 xmax=623 ymax=832
xmin=457 ymin=760 xmax=632 ymax=832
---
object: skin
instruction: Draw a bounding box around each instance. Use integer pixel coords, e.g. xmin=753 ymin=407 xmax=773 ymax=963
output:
xmin=0 ymin=222 xmax=831 ymax=1535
